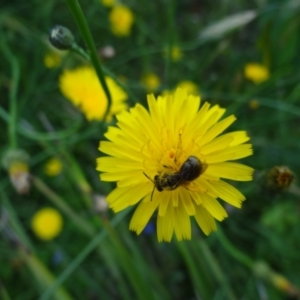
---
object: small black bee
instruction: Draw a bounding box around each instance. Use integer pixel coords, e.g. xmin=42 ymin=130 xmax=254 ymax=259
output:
xmin=144 ymin=156 xmax=205 ymax=201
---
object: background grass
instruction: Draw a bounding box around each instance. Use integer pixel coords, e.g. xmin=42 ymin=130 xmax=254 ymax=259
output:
xmin=1 ymin=0 xmax=300 ymax=299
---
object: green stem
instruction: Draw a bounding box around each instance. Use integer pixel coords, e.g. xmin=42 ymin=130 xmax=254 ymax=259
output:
xmin=0 ymin=38 xmax=19 ymax=149
xmin=32 ymin=176 xmax=95 ymax=237
xmin=197 ymin=238 xmax=237 ymax=300
xmin=39 ymin=210 xmax=130 ymax=300
xmin=164 ymin=0 xmax=176 ymax=86
xmin=216 ymin=226 xmax=253 ymax=268
xmin=20 ymin=249 xmax=73 ymax=300
xmin=176 ymin=242 xmax=211 ymax=299
xmin=70 ymin=43 xmax=139 ymax=106
xmin=1 ymin=191 xmax=35 ymax=252
xmin=70 ymin=42 xmax=90 ymax=61
xmin=65 ymin=0 xmax=112 ymax=121
xmin=0 ymin=279 xmax=12 ymax=300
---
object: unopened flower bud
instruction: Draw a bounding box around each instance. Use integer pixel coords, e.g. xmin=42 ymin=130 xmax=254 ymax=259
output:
xmin=2 ymin=149 xmax=31 ymax=194
xmin=264 ymin=166 xmax=295 ymax=192
xmin=49 ymin=25 xmax=74 ymax=50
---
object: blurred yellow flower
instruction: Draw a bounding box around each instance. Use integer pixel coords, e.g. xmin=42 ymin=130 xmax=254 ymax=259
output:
xmin=44 ymin=158 xmax=63 ymax=176
xmin=172 ymin=46 xmax=183 ymax=61
xmin=141 ymin=73 xmax=161 ymax=92
xmin=109 ymin=5 xmax=134 ymax=37
xmin=59 ymin=66 xmax=128 ymax=121
xmin=161 ymin=81 xmax=198 ymax=97
xmin=101 ymin=0 xmax=115 ymax=7
xmin=44 ymin=52 xmax=62 ymax=69
xmin=177 ymin=80 xmax=198 ymax=95
xmin=244 ymin=63 xmax=269 ymax=84
xmin=31 ymin=208 xmax=63 ymax=240
xmin=248 ymin=99 xmax=260 ymax=110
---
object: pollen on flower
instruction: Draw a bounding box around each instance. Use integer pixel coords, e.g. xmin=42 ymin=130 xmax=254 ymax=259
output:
xmin=97 ymin=88 xmax=254 ymax=242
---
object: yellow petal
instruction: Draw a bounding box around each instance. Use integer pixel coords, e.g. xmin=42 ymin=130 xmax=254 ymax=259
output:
xmin=157 ymin=206 xmax=174 ymax=242
xmin=158 ymin=192 xmax=171 ymax=216
xmin=212 ymin=180 xmax=246 ymax=208
xmin=194 ymin=205 xmax=217 ymax=235
xmin=106 ymin=185 xmax=148 ymax=211
xmin=179 ymin=189 xmax=196 ymax=215
xmin=129 ymin=194 xmax=160 ymax=234
xmin=206 ymin=162 xmax=254 ymax=181
xmin=199 ymin=193 xmax=228 ymax=221
xmin=199 ymin=115 xmax=236 ymax=147
xmin=205 ymin=144 xmax=253 ymax=163
xmin=173 ymin=201 xmax=191 ymax=241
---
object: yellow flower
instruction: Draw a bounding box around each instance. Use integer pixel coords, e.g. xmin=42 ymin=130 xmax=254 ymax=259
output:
xmin=109 ymin=5 xmax=134 ymax=37
xmin=141 ymin=73 xmax=161 ymax=92
xmin=44 ymin=158 xmax=63 ymax=176
xmin=177 ymin=80 xmax=198 ymax=95
xmin=31 ymin=208 xmax=63 ymax=240
xmin=101 ymin=0 xmax=115 ymax=7
xmin=248 ymin=99 xmax=260 ymax=110
xmin=244 ymin=63 xmax=269 ymax=84
xmin=44 ymin=52 xmax=62 ymax=69
xmin=97 ymin=88 xmax=254 ymax=242
xmin=59 ymin=66 xmax=128 ymax=121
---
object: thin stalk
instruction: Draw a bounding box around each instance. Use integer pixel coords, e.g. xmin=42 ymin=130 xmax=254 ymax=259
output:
xmin=176 ymin=241 xmax=211 ymax=299
xmin=1 ymin=191 xmax=35 ymax=252
xmin=39 ymin=210 xmax=130 ymax=300
xmin=164 ymin=0 xmax=176 ymax=86
xmin=32 ymin=176 xmax=95 ymax=237
xmin=0 ymin=38 xmax=19 ymax=149
xmin=64 ymin=0 xmax=112 ymax=121
xmin=70 ymin=42 xmax=138 ymax=106
xmin=20 ymin=248 xmax=73 ymax=300
xmin=0 ymin=279 xmax=12 ymax=300
xmin=103 ymin=221 xmax=156 ymax=300
xmin=197 ymin=238 xmax=237 ymax=300
xmin=216 ymin=226 xmax=253 ymax=268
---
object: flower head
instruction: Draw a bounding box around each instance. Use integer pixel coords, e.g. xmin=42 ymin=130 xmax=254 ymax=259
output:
xmin=44 ymin=52 xmax=62 ymax=68
xmin=141 ymin=73 xmax=161 ymax=92
xmin=171 ymin=46 xmax=183 ymax=61
xmin=97 ymin=89 xmax=253 ymax=242
xmin=244 ymin=63 xmax=269 ymax=84
xmin=100 ymin=0 xmax=115 ymax=7
xmin=31 ymin=207 xmax=63 ymax=240
xmin=264 ymin=166 xmax=294 ymax=192
xmin=177 ymin=80 xmax=198 ymax=95
xmin=164 ymin=46 xmax=183 ymax=62
xmin=249 ymin=99 xmax=260 ymax=110
xmin=109 ymin=5 xmax=134 ymax=37
xmin=59 ymin=66 xmax=127 ymax=121
xmin=44 ymin=158 xmax=63 ymax=176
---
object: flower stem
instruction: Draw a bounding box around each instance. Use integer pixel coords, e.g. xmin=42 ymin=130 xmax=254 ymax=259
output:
xmin=32 ymin=176 xmax=95 ymax=237
xmin=0 ymin=38 xmax=20 ymax=150
xmin=64 ymin=0 xmax=112 ymax=121
xmin=39 ymin=210 xmax=130 ymax=300
xmin=164 ymin=0 xmax=176 ymax=86
xmin=216 ymin=226 xmax=253 ymax=268
xmin=70 ymin=43 xmax=139 ymax=106
xmin=197 ymin=238 xmax=237 ymax=300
